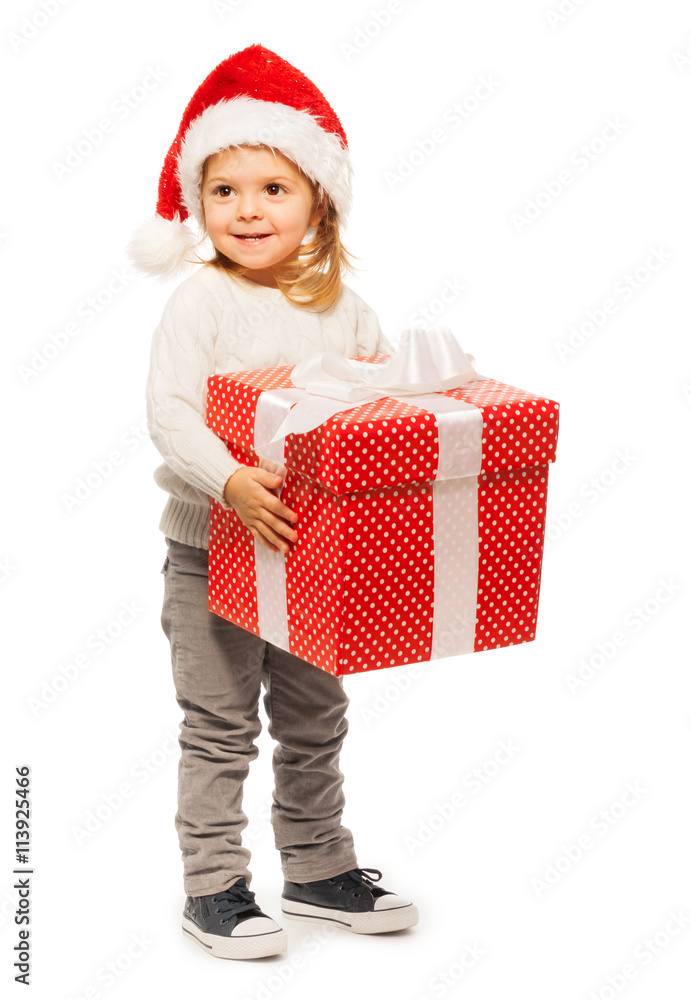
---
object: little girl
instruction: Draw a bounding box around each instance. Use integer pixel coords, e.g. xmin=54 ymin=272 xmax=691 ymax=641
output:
xmin=129 ymin=44 xmax=418 ymax=961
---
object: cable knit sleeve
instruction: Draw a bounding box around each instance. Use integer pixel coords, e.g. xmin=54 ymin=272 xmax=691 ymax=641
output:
xmin=146 ymin=276 xmax=242 ymax=506
xmin=349 ymin=288 xmax=395 ymax=356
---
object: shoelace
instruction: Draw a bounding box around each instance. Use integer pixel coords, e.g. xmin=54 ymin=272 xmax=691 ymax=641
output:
xmin=328 ymin=868 xmax=383 ymax=898
xmin=211 ymin=883 xmax=261 ymax=923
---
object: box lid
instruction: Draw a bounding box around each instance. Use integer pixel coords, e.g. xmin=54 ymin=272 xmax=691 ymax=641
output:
xmin=207 ymin=355 xmax=559 ymax=496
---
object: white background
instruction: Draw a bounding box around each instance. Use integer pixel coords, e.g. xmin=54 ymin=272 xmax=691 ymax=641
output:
xmin=2 ymin=0 xmax=691 ymax=997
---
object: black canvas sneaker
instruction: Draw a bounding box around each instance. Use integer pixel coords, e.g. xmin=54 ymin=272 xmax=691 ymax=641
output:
xmin=182 ymin=877 xmax=287 ymax=959
xmin=281 ymin=867 xmax=418 ymax=934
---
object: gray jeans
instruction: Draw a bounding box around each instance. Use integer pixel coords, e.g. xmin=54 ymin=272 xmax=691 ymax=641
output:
xmin=161 ymin=538 xmax=358 ymax=897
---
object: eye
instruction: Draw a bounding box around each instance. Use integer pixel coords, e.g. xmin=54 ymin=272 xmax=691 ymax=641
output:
xmin=213 ymin=185 xmax=233 ymax=198
xmin=266 ymin=183 xmax=286 ymax=196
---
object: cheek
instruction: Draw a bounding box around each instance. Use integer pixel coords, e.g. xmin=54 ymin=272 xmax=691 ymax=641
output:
xmin=286 ymin=206 xmax=313 ymax=235
xmin=203 ymin=203 xmax=227 ymax=234
xmin=206 ymin=212 xmax=228 ymax=238
xmin=201 ymin=204 xmax=213 ymax=232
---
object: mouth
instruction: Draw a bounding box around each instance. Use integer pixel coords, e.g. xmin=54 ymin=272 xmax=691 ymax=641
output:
xmin=234 ymin=233 xmax=273 ymax=243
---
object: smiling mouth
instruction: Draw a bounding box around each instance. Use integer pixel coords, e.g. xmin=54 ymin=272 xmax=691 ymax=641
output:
xmin=234 ymin=234 xmax=273 ymax=242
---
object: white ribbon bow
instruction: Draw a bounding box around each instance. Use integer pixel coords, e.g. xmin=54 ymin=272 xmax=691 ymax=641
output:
xmin=259 ymin=327 xmax=477 ymax=447
xmin=291 ymin=326 xmax=476 ymax=401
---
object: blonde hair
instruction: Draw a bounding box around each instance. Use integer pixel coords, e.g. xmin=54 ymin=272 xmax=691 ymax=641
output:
xmin=199 ymin=147 xmax=354 ymax=311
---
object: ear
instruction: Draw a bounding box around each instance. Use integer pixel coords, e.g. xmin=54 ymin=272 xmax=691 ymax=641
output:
xmin=309 ymin=195 xmax=328 ymax=228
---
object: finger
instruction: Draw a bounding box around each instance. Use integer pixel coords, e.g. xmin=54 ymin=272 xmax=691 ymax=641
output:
xmin=250 ymin=519 xmax=289 ymax=551
xmin=265 ymin=525 xmax=292 ymax=552
xmin=252 ymin=468 xmax=284 ymax=489
xmin=263 ymin=494 xmax=298 ymax=524
xmin=250 ymin=526 xmax=281 ymax=554
xmin=259 ymin=510 xmax=299 ymax=543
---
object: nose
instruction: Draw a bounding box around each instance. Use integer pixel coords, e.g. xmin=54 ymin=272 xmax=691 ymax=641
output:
xmin=235 ymin=191 xmax=263 ymax=221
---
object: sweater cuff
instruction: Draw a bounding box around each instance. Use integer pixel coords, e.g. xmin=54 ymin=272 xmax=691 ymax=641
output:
xmin=213 ymin=458 xmax=245 ymax=511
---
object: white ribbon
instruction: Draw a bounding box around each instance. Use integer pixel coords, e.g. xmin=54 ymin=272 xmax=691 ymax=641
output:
xmin=260 ymin=326 xmax=477 ymax=446
xmin=252 ymin=326 xmax=482 ymax=664
xmin=292 ymin=326 xmax=476 ymax=400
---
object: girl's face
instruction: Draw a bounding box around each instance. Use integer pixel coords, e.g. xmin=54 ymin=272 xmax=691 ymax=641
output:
xmin=201 ymin=146 xmax=325 ymax=287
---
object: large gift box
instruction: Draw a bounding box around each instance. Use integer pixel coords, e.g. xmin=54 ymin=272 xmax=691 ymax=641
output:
xmin=206 ymin=329 xmax=559 ymax=676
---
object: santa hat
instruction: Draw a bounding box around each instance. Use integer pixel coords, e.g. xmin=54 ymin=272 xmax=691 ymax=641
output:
xmin=128 ymin=44 xmax=352 ymax=279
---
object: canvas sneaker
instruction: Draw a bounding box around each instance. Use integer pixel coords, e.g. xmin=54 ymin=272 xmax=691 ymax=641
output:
xmin=182 ymin=877 xmax=287 ymax=959
xmin=281 ymin=867 xmax=418 ymax=934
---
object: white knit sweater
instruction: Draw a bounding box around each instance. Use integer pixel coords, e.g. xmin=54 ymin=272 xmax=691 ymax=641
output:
xmin=146 ymin=264 xmax=394 ymax=549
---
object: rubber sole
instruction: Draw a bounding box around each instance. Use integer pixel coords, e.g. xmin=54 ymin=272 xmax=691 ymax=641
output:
xmin=182 ymin=915 xmax=288 ymax=959
xmin=281 ymin=899 xmax=419 ymax=934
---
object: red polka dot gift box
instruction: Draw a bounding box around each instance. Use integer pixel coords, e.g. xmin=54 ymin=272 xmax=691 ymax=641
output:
xmin=206 ymin=329 xmax=559 ymax=677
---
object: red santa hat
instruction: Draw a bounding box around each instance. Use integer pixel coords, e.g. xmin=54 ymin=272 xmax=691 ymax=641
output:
xmin=128 ymin=44 xmax=352 ymax=279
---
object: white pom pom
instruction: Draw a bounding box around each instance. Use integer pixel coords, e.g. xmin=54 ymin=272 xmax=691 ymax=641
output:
xmin=127 ymin=214 xmax=202 ymax=279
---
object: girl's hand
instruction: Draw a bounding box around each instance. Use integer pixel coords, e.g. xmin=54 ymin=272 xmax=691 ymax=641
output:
xmin=223 ymin=466 xmax=298 ymax=554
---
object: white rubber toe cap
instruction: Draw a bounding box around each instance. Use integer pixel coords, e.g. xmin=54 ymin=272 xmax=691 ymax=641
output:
xmin=373 ymin=894 xmax=413 ymax=911
xmin=231 ymin=915 xmax=283 ymax=937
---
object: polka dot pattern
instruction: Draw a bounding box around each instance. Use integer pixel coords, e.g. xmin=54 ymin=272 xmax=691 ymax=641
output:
xmin=446 ymin=378 xmax=560 ymax=473
xmin=209 ymin=496 xmax=260 ymax=637
xmin=475 ymin=465 xmax=551 ymax=651
xmin=207 ymin=371 xmax=560 ymax=488
xmin=208 ymin=367 xmax=441 ymax=493
xmin=282 ymin=478 xmax=435 ymax=673
xmin=206 ymin=360 xmax=559 ymax=675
